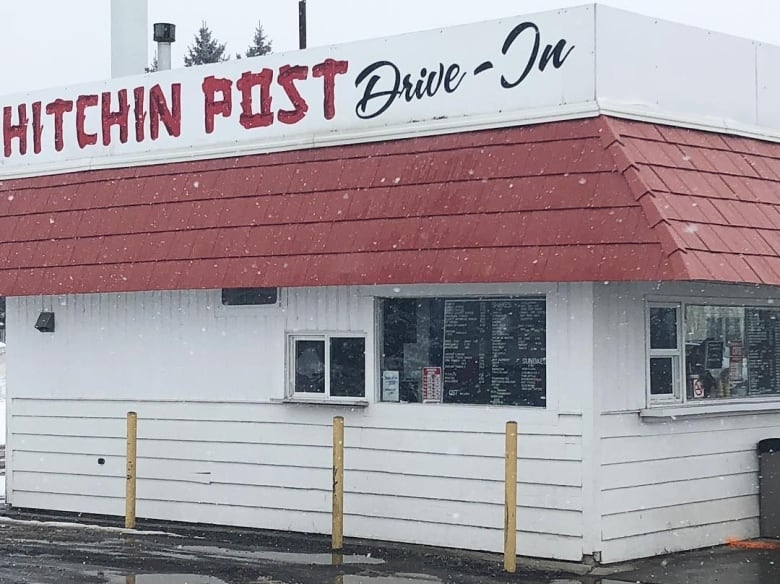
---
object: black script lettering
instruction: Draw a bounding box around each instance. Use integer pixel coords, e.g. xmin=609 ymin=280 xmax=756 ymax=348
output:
xmin=355 ymin=61 xmax=402 ymax=119
xmin=539 ymin=39 xmax=575 ymax=70
xmin=355 ymin=61 xmax=467 ymax=120
xmin=444 ymin=63 xmax=466 ymax=92
xmin=500 ymin=21 xmax=574 ymax=89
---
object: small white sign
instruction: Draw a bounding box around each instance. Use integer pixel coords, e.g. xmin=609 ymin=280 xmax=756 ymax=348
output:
xmin=382 ymin=370 xmax=400 ymax=402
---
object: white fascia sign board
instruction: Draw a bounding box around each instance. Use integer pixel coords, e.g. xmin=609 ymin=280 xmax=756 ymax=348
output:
xmin=0 ymin=6 xmax=596 ymax=179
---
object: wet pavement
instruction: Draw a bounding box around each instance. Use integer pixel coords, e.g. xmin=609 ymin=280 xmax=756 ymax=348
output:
xmin=0 ymin=515 xmax=579 ymax=584
xmin=0 ymin=513 xmax=779 ymax=583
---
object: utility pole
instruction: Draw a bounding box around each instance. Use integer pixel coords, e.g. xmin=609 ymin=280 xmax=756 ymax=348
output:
xmin=299 ymin=0 xmax=307 ymax=50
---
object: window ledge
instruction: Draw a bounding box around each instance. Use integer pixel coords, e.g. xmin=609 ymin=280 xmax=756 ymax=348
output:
xmin=641 ymin=400 xmax=780 ymax=421
xmin=270 ymin=397 xmax=369 ymax=407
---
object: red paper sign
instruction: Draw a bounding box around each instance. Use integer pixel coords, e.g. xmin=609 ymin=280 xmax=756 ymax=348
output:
xmin=422 ymin=367 xmax=443 ymax=403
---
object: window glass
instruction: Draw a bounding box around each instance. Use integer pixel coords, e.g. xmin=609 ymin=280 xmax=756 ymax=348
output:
xmin=684 ymin=305 xmax=780 ymax=400
xmin=221 ymin=288 xmax=278 ymax=306
xmin=650 ymin=306 xmax=678 ymax=349
xmin=650 ymin=357 xmax=675 ymax=395
xmin=294 ymin=340 xmax=325 ymax=394
xmin=330 ymin=337 xmax=366 ymax=397
xmin=380 ymin=297 xmax=546 ymax=407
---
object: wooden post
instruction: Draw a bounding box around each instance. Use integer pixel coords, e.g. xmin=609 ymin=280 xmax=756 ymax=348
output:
xmin=504 ymin=421 xmax=518 ymax=573
xmin=125 ymin=411 xmax=138 ymax=530
xmin=332 ymin=415 xmax=345 ymax=550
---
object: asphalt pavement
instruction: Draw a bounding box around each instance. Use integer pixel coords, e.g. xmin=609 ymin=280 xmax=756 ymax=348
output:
xmin=0 ymin=511 xmax=779 ymax=584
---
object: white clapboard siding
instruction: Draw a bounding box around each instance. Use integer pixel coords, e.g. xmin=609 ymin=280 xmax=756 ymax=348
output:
xmin=14 ymin=416 xmax=580 ymax=460
xmin=9 ymin=399 xmax=579 ymax=435
xmin=6 ymin=283 xmax=592 ymax=561
xmin=593 ymin=282 xmax=780 ymax=562
xmin=12 ymin=433 xmax=582 ymax=486
xmin=598 ymin=412 xmax=777 ymax=561
xmin=601 ymin=451 xmax=758 ymax=490
xmin=12 ymin=451 xmax=581 ymax=510
xmin=601 ymin=518 xmax=758 ymax=564
xmin=602 ymin=495 xmax=758 ymax=540
xmin=602 ymin=474 xmax=759 ymax=516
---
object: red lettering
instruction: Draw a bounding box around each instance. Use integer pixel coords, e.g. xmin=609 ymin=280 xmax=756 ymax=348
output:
xmin=45 ymin=99 xmax=73 ymax=152
xmin=3 ymin=104 xmax=28 ymax=158
xmin=3 ymin=105 xmax=28 ymax=158
xmin=277 ymin=65 xmax=309 ymax=125
xmin=202 ymin=76 xmax=233 ymax=134
xmin=32 ymin=101 xmax=43 ymax=154
xmin=133 ymin=87 xmax=146 ymax=142
xmin=236 ymin=69 xmax=274 ymax=129
xmin=76 ymin=94 xmax=99 ymax=149
xmin=313 ymin=59 xmax=349 ymax=120
xmin=150 ymin=83 xmax=182 ymax=140
xmin=101 ymin=90 xmax=130 ymax=146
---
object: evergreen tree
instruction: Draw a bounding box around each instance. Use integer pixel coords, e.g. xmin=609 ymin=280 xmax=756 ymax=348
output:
xmin=146 ymin=53 xmax=159 ymax=73
xmin=246 ymin=21 xmax=273 ymax=58
xmin=184 ymin=21 xmax=229 ymax=66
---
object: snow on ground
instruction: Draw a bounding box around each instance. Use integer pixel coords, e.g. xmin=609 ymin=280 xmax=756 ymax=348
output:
xmin=0 ymin=516 xmax=189 ymax=537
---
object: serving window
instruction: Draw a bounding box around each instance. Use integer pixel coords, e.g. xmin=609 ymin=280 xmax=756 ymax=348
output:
xmin=647 ymin=301 xmax=780 ymax=404
xmin=379 ymin=297 xmax=546 ymax=407
xmin=288 ymin=334 xmax=366 ymax=399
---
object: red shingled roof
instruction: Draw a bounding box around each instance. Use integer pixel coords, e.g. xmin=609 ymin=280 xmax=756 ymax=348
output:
xmin=0 ymin=115 xmax=779 ymax=295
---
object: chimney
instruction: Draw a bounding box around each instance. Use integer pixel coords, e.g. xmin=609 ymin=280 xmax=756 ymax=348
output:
xmin=153 ymin=23 xmax=176 ymax=71
xmin=111 ymin=0 xmax=149 ymax=78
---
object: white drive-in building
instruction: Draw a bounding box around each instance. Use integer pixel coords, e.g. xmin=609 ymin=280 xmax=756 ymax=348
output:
xmin=2 ymin=5 xmax=780 ymax=563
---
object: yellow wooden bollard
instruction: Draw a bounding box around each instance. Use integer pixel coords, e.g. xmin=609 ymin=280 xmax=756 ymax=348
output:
xmin=332 ymin=415 xmax=345 ymax=551
xmin=125 ymin=411 xmax=138 ymax=530
xmin=504 ymin=421 xmax=518 ymax=573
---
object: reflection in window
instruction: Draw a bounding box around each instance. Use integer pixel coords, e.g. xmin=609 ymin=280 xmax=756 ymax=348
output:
xmin=649 ymin=357 xmax=675 ymax=395
xmin=330 ymin=338 xmax=366 ymax=397
xmin=647 ymin=302 xmax=780 ymax=404
xmin=685 ymin=305 xmax=780 ymax=400
xmin=648 ymin=304 xmax=680 ymax=400
xmin=650 ymin=307 xmax=678 ymax=349
xmin=379 ymin=297 xmax=546 ymax=407
xmin=290 ymin=335 xmax=366 ymax=399
xmin=295 ymin=340 xmax=325 ymax=394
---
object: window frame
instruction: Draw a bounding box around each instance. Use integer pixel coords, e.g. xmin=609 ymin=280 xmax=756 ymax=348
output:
xmin=646 ymin=302 xmax=683 ymax=404
xmin=376 ymin=294 xmax=547 ymax=407
xmin=646 ymin=296 xmax=780 ymax=407
xmin=215 ymin=287 xmax=285 ymax=318
xmin=287 ymin=331 xmax=367 ymax=401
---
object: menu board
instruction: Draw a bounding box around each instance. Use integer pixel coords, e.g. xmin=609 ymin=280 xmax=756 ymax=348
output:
xmin=746 ymin=309 xmax=778 ymax=394
xmin=443 ymin=299 xmax=546 ymax=406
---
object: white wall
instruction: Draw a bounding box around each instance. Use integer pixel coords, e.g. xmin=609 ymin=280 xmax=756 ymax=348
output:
xmin=594 ymin=281 xmax=780 ymax=563
xmin=5 ymin=283 xmax=594 ymax=561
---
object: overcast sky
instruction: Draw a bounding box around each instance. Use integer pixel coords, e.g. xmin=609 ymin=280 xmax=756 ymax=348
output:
xmin=2 ymin=0 xmax=780 ymax=94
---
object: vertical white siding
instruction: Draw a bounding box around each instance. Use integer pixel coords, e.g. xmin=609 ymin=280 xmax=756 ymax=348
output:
xmin=594 ymin=282 xmax=780 ymax=563
xmin=6 ymin=283 xmax=593 ymax=561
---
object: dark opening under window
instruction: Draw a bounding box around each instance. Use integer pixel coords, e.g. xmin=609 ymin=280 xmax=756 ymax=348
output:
xmin=221 ymin=288 xmax=278 ymax=306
